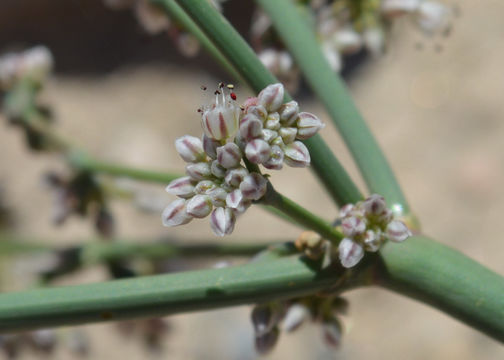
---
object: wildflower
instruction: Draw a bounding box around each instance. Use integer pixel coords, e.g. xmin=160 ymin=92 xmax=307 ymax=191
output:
xmin=201 ymin=85 xmax=240 ymax=140
xmin=336 ymin=194 xmax=412 ymax=268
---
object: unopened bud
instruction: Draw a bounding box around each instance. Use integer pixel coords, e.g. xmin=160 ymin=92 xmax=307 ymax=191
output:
xmin=165 ymin=176 xmax=195 ymax=198
xmin=338 ymin=238 xmax=364 ymax=268
xmin=175 ymin=135 xmax=205 ymax=163
xmin=186 ymin=194 xmax=213 ymax=218
xmin=263 ymin=145 xmax=284 ymax=170
xmin=246 ymin=104 xmax=268 ymax=121
xmin=245 ymin=139 xmax=271 ymax=164
xmin=226 ymin=189 xmax=250 ymax=213
xmin=194 ymin=180 xmax=217 ymax=194
xmin=296 ymin=112 xmax=325 ymax=140
xmin=279 ymin=127 xmax=297 ymax=144
xmin=281 ymin=304 xmax=309 ymax=332
xmin=362 ymin=194 xmax=387 ymax=216
xmin=210 ymin=207 xmax=236 ymax=236
xmin=162 ymin=199 xmax=192 ymax=227
xmin=386 ymin=220 xmax=412 ymax=242
xmin=224 ymin=167 xmax=249 ymax=187
xmin=261 ymin=129 xmax=278 ymax=143
xmin=240 ymin=173 xmax=267 ymax=200
xmin=202 ymin=135 xmax=220 ymax=159
xmin=216 ymin=142 xmax=242 ymax=169
xmin=279 ymin=100 xmax=299 ymax=126
xmin=284 ymin=141 xmax=311 ymax=167
xmin=210 ymin=160 xmax=226 ymax=178
xmin=239 ymin=114 xmax=263 ymax=141
xmin=363 ymin=229 xmax=382 ymax=252
xmin=341 ymin=216 xmax=366 ymax=238
xmin=322 ymin=317 xmax=343 ymax=348
xmin=186 ymin=162 xmax=211 ymax=180
xmin=265 ymin=113 xmax=281 ymax=131
xmin=207 ymin=187 xmax=228 ymax=207
xmin=257 ymin=83 xmax=284 ymax=112
xmin=339 ymin=204 xmax=355 ymax=218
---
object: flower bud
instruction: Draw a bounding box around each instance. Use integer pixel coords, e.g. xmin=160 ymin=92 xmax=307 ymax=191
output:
xmin=210 ymin=160 xmax=226 ymax=178
xmin=224 ymin=167 xmax=249 ymax=187
xmin=281 ymin=304 xmax=308 ymax=332
xmin=362 ymin=194 xmax=387 ymax=216
xmin=239 ymin=114 xmax=263 ymax=141
xmin=210 ymin=207 xmax=236 ymax=236
xmin=338 ymin=238 xmax=364 ymax=268
xmin=271 ymin=136 xmax=285 ymax=148
xmin=265 ymin=113 xmax=281 ymax=131
xmin=363 ymin=229 xmax=382 ymax=252
xmin=226 ymin=189 xmax=251 ymax=213
xmin=284 ymin=141 xmax=311 ymax=167
xmin=263 ymin=145 xmax=284 ymax=170
xmin=322 ymin=317 xmax=343 ymax=348
xmin=162 ymin=199 xmax=193 ymax=227
xmin=185 ymin=162 xmax=211 ymax=180
xmin=240 ymin=173 xmax=267 ymax=200
xmin=339 ymin=204 xmax=355 ymax=218
xmin=279 ymin=100 xmax=299 ymax=126
xmin=245 ymin=139 xmax=271 ymax=164
xmin=257 ymin=83 xmax=284 ymax=112
xmin=175 ymin=135 xmax=205 ymax=163
xmin=207 ymin=187 xmax=228 ymax=207
xmin=216 ymin=142 xmax=242 ymax=169
xmin=202 ymin=134 xmax=220 ymax=159
xmin=186 ymin=194 xmax=213 ymax=218
xmin=341 ymin=216 xmax=366 ymax=238
xmin=296 ymin=112 xmax=325 ymax=140
xmin=279 ymin=127 xmax=297 ymax=144
xmin=194 ymin=180 xmax=217 ymax=194
xmin=386 ymin=220 xmax=412 ymax=242
xmin=261 ymin=129 xmax=278 ymax=143
xmin=246 ymin=104 xmax=268 ymax=121
xmin=21 ymin=46 xmax=53 ymax=83
xmin=165 ymin=176 xmax=195 ymax=198
xmin=255 ymin=327 xmax=279 ymax=355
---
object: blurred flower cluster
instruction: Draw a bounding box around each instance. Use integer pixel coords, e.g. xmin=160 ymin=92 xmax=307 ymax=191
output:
xmin=103 ymin=0 xmax=225 ymax=57
xmin=251 ymin=296 xmax=349 ymax=354
xmin=163 ymin=82 xmax=324 ymax=235
xmin=253 ymin=0 xmax=454 ymax=92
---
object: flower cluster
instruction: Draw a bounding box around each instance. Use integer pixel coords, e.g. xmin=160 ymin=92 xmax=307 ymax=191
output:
xmin=162 ymin=83 xmax=324 ymax=236
xmin=252 ymin=0 xmax=454 ymax=91
xmin=0 ymin=46 xmax=53 ymax=90
xmin=251 ymin=297 xmax=348 ymax=354
xmin=337 ymin=194 xmax=412 ymax=268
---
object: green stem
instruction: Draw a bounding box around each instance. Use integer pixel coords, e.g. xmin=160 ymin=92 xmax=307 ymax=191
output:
xmin=377 ymin=236 xmax=504 ymax=342
xmin=152 ymin=0 xmax=244 ymax=83
xmin=0 ymin=254 xmax=359 ymax=332
xmin=262 ymin=184 xmax=342 ymax=244
xmin=257 ymin=0 xmax=409 ymax=214
xmin=173 ymin=0 xmax=362 ymax=207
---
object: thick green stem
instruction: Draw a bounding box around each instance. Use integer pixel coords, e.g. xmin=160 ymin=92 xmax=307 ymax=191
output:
xmin=173 ymin=0 xmax=362 ymax=207
xmin=377 ymin=236 xmax=504 ymax=342
xmin=257 ymin=0 xmax=409 ymax=214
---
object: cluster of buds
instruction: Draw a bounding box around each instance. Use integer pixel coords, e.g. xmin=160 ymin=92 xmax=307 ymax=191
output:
xmin=337 ymin=194 xmax=412 ymax=268
xmin=0 ymin=46 xmax=53 ymax=90
xmin=251 ymin=296 xmax=348 ymax=354
xmin=103 ymin=0 xmax=224 ymax=57
xmin=252 ymin=0 xmax=454 ymax=89
xmin=163 ymin=83 xmax=324 ymax=236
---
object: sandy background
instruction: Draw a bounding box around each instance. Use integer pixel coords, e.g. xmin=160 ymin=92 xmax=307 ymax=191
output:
xmin=1 ymin=0 xmax=503 ymax=359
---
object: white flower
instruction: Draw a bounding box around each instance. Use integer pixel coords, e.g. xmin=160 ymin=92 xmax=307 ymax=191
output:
xmin=210 ymin=207 xmax=236 ymax=236
xmin=284 ymin=141 xmax=311 ymax=168
xmin=296 ymin=112 xmax=325 ymax=140
xmin=186 ymin=194 xmax=213 ymax=218
xmin=386 ymin=220 xmax=412 ymax=242
xmin=240 ymin=173 xmax=268 ymax=201
xmin=338 ymin=238 xmax=364 ymax=268
xmin=162 ymin=199 xmax=193 ymax=226
xmin=257 ymin=83 xmax=284 ymax=112
xmin=175 ymin=135 xmax=206 ymax=163
xmin=201 ymin=87 xmax=240 ymax=140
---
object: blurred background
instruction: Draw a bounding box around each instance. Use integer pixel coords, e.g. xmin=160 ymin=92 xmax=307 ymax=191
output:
xmin=1 ymin=0 xmax=504 ymax=359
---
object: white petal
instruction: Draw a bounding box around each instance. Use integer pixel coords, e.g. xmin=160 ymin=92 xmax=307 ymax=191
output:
xmin=162 ymin=199 xmax=192 ymax=227
xmin=338 ymin=238 xmax=364 ymax=268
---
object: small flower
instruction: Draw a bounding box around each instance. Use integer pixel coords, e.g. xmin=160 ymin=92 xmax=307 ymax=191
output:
xmin=362 ymin=194 xmax=387 ymax=216
xmin=216 ymin=142 xmax=242 ymax=169
xmin=322 ymin=316 xmax=343 ymax=348
xmin=284 ymin=141 xmax=311 ymax=167
xmin=224 ymin=167 xmax=249 ymax=187
xmin=279 ymin=127 xmax=297 ymax=144
xmin=185 ymin=162 xmax=211 ymax=180
xmin=239 ymin=173 xmax=267 ymax=201
xmin=245 ymin=139 xmax=271 ymax=164
xmin=296 ymin=112 xmax=325 ymax=140
xmin=202 ymin=134 xmax=220 ymax=159
xmin=201 ymin=87 xmax=240 ymax=140
xmin=363 ymin=229 xmax=382 ymax=252
xmin=226 ymin=189 xmax=250 ymax=213
xmin=239 ymin=114 xmax=263 ymax=141
xmin=265 ymin=112 xmax=281 ymax=131
xmin=210 ymin=207 xmax=236 ymax=236
xmin=279 ymin=101 xmax=299 ymax=126
xmin=175 ymin=135 xmax=205 ymax=163
xmin=186 ymin=194 xmax=213 ymax=218
xmin=338 ymin=238 xmax=364 ymax=268
xmin=207 ymin=187 xmax=228 ymax=207
xmin=165 ymin=176 xmax=195 ymax=198
xmin=194 ymin=180 xmax=217 ymax=194
xmin=257 ymin=83 xmax=284 ymax=112
xmin=386 ymin=220 xmax=412 ymax=242
xmin=162 ymin=199 xmax=193 ymax=226
xmin=263 ymin=145 xmax=284 ymax=170
xmin=341 ymin=216 xmax=366 ymax=238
